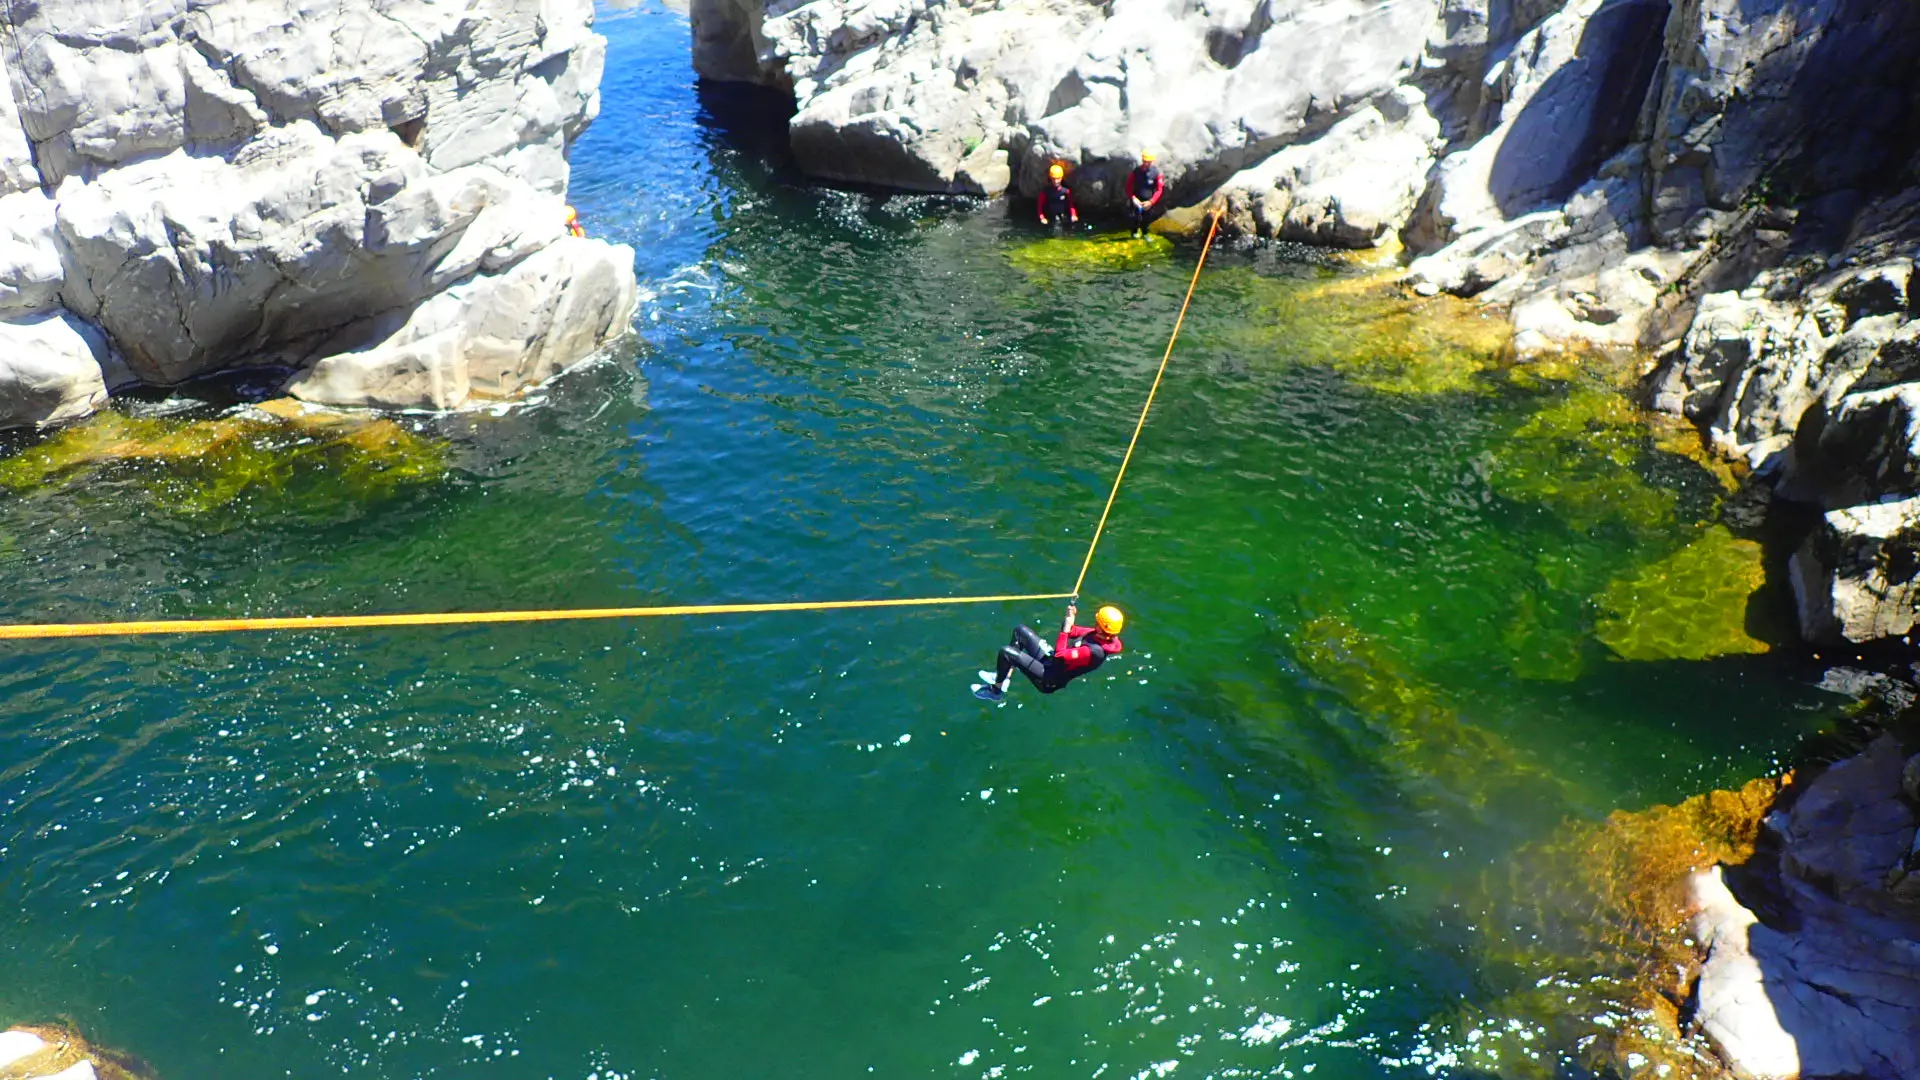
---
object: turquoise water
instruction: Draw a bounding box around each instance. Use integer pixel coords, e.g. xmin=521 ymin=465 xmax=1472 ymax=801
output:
xmin=0 ymin=6 xmax=1848 ymax=1078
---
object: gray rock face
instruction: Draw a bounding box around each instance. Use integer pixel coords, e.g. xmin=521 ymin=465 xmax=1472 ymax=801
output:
xmin=1790 ymin=498 xmax=1920 ymax=645
xmin=1216 ymin=85 xmax=1443 ymax=247
xmin=287 ymin=235 xmax=638 ymax=410
xmin=0 ymin=313 xmax=112 ymax=429
xmin=1691 ymin=737 xmax=1920 ymax=1080
xmin=0 ymin=0 xmax=634 ymax=428
xmin=694 ymin=0 xmax=1440 ymax=202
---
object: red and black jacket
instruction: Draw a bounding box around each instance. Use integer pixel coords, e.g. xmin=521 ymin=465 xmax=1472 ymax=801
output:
xmin=1039 ymin=181 xmax=1076 ymax=223
xmin=1055 ymin=625 xmax=1121 ymax=677
xmin=1127 ymin=164 xmax=1165 ymax=207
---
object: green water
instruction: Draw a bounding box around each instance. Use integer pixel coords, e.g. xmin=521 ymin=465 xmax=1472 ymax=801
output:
xmin=0 ymin=7 xmax=1849 ymax=1078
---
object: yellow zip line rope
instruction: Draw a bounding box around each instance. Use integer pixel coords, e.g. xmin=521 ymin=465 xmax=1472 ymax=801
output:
xmin=1070 ymin=204 xmax=1225 ymax=598
xmin=0 ymin=208 xmax=1225 ymax=642
xmin=0 ymin=593 xmax=1079 ymax=640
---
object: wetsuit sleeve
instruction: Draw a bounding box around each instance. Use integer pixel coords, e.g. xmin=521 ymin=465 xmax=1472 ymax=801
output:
xmin=1148 ymin=172 xmax=1165 ymax=206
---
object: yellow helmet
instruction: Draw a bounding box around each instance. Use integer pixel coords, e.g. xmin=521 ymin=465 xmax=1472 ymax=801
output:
xmin=564 ymin=205 xmax=578 ymax=222
xmin=1095 ymin=605 xmax=1124 ymax=635
xmin=1141 ymin=148 xmax=1158 ymax=163
xmin=1048 ymin=162 xmax=1065 ymax=180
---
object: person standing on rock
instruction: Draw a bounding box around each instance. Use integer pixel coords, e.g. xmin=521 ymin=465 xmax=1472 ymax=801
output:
xmin=1125 ymin=150 xmax=1165 ymax=237
xmin=1038 ymin=163 xmax=1079 ymax=233
xmin=975 ymin=601 xmax=1124 ymax=702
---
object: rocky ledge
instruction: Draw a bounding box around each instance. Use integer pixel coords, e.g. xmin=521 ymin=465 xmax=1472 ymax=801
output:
xmin=0 ymin=0 xmax=639 ymax=429
xmin=1688 ymin=734 xmax=1920 ymax=1080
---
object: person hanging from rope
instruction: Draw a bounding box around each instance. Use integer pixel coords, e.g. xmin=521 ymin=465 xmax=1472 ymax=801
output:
xmin=1125 ymin=149 xmax=1165 ymax=237
xmin=1037 ymin=162 xmax=1079 ymax=233
xmin=975 ymin=601 xmax=1124 ymax=701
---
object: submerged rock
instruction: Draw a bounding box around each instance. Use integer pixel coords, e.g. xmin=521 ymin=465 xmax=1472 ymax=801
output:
xmin=0 ymin=406 xmax=446 ymax=517
xmin=1594 ymin=526 xmax=1769 ymax=662
xmin=1487 ymin=385 xmax=1678 ymax=532
xmin=1425 ymin=774 xmax=1786 ymax=1078
xmin=0 ymin=0 xmax=637 ymax=429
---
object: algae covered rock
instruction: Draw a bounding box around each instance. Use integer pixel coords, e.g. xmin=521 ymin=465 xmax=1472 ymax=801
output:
xmin=1293 ymin=614 xmax=1571 ymax=814
xmin=1215 ymin=268 xmax=1511 ymax=395
xmin=1594 ymin=526 xmax=1769 ymax=662
xmin=1488 ymin=385 xmax=1677 ymax=532
xmin=0 ymin=405 xmax=445 ymax=517
xmin=1006 ymin=231 xmax=1173 ymax=278
xmin=1421 ymin=775 xmax=1786 ymax=1079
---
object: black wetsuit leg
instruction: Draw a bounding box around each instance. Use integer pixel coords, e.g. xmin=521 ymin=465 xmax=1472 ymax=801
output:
xmin=996 ymin=625 xmax=1053 ymax=689
xmin=997 ymin=645 xmax=1047 ymax=688
xmin=1012 ymin=625 xmax=1049 ymax=656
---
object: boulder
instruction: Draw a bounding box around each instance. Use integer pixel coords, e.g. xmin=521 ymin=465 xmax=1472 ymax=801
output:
xmin=1691 ymin=737 xmax=1920 ymax=1080
xmin=1790 ymin=497 xmax=1920 ymax=645
xmin=0 ymin=312 xmax=113 ymax=429
xmin=286 ymin=236 xmax=638 ymax=410
xmin=0 ymin=190 xmax=66 ymax=317
xmin=1786 ymin=377 xmax=1920 ymax=510
xmin=695 ymin=0 xmax=1441 ymax=201
xmin=1216 ymin=86 xmax=1442 ymax=247
xmin=0 ymin=0 xmax=627 ymax=429
xmin=1404 ymin=210 xmax=1569 ymax=297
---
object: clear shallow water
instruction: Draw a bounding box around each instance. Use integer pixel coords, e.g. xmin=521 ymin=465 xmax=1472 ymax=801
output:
xmin=0 ymin=6 xmax=1849 ymax=1079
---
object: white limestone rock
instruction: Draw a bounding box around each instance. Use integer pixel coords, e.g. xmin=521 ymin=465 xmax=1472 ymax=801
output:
xmin=0 ymin=55 xmax=40 ymax=195
xmin=0 ymin=0 xmax=626 ymax=430
xmin=287 ymin=235 xmax=638 ymax=410
xmin=0 ymin=312 xmax=113 ymax=429
xmin=1790 ymin=497 xmax=1920 ymax=645
xmin=0 ymin=190 xmax=66 ymax=317
xmin=0 ymin=1029 xmax=50 ymax=1070
xmin=697 ymin=0 xmax=1440 ymax=201
xmin=1216 ymin=86 xmax=1442 ymax=248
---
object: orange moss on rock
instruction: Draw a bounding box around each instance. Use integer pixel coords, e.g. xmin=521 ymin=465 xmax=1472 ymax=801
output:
xmin=1444 ymin=774 xmax=1788 ymax=1079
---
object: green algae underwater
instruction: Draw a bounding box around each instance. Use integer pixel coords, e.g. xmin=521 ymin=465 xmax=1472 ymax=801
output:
xmin=0 ymin=13 xmax=1850 ymax=1079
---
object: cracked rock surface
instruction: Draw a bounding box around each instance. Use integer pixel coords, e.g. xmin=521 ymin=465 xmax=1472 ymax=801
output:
xmin=1690 ymin=736 xmax=1920 ymax=1080
xmin=0 ymin=0 xmax=636 ymax=424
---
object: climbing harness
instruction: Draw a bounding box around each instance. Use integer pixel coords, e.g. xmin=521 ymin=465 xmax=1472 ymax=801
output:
xmin=0 ymin=206 xmax=1226 ymax=642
